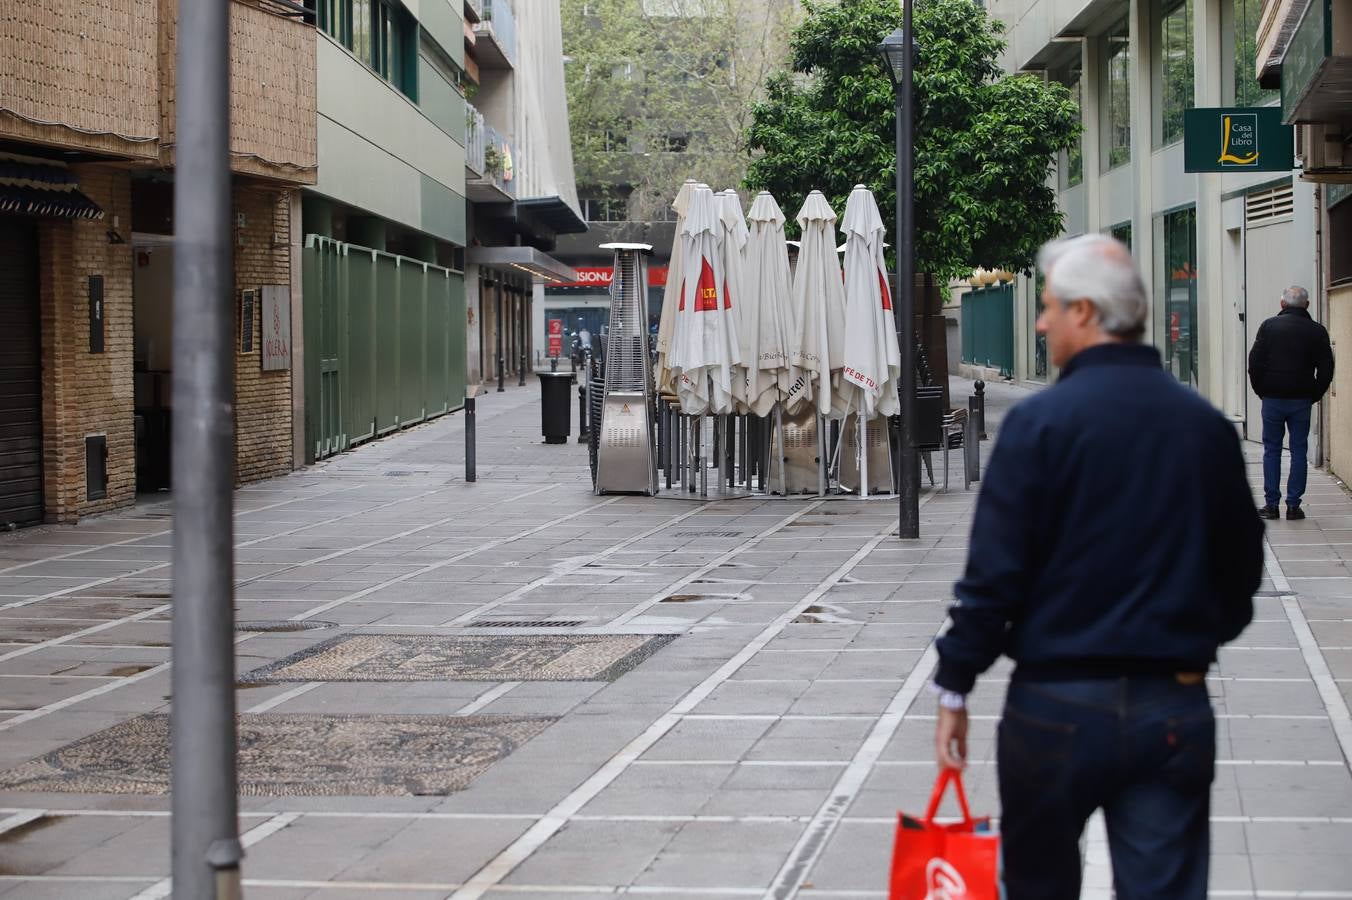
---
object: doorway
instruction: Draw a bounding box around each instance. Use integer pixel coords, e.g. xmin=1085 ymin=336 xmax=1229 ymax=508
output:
xmin=0 ymin=217 xmax=44 ymax=528
xmin=132 ymin=237 xmax=173 ymax=493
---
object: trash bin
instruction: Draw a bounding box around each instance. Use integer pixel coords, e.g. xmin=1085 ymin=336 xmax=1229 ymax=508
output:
xmin=537 ymin=372 xmax=575 ymax=444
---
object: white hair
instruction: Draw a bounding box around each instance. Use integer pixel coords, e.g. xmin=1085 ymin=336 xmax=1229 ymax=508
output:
xmin=1038 ymin=234 xmax=1148 ymax=340
xmin=1282 ymin=285 xmax=1309 ymax=308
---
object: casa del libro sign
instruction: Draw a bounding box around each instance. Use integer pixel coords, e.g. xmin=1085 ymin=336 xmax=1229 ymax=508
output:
xmin=1183 ymin=107 xmax=1294 ymax=174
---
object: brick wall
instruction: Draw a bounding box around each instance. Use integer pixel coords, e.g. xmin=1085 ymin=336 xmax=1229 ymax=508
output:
xmin=233 ymin=184 xmax=295 ymax=484
xmin=37 ymin=166 xmax=137 ymax=523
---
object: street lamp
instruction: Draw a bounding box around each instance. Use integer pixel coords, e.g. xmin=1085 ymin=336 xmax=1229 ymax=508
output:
xmin=877 ymin=20 xmax=920 ymax=539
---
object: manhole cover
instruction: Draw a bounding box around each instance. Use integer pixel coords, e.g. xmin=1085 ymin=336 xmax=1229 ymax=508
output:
xmin=471 ymin=620 xmax=586 ymax=628
xmin=240 ymin=633 xmax=675 ymax=683
xmin=0 ymin=713 xmax=554 ymax=797
xmin=234 ymin=620 xmax=337 ymax=633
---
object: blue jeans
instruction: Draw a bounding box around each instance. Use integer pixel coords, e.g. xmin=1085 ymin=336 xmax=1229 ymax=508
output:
xmin=997 ymin=676 xmax=1214 ymax=900
xmin=1261 ymin=397 xmax=1312 ymax=507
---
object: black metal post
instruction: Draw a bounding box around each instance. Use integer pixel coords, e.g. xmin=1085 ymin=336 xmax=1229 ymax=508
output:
xmin=895 ymin=2 xmax=920 ymax=539
xmin=495 ymin=282 xmax=505 ymax=393
xmin=171 ymin=0 xmax=241 ymax=893
xmin=465 ymin=395 xmax=477 ymax=482
xmin=518 ymin=286 xmax=527 ymax=387
xmin=974 ymin=379 xmax=987 ymax=439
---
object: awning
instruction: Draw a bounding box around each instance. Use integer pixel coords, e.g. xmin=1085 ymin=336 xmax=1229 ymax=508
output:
xmin=466 ymin=245 xmax=578 ymax=284
xmin=0 ymin=154 xmax=104 ymax=221
xmin=516 ymin=196 xmax=588 ymax=236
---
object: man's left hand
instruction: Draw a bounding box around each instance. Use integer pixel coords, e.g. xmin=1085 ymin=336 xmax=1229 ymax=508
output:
xmin=935 ymin=706 xmax=969 ymax=770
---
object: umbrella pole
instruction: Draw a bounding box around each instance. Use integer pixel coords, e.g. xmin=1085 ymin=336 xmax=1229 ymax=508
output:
xmin=860 ymin=414 xmax=870 ymax=500
xmin=700 ymin=417 xmax=708 ymax=498
xmin=777 ymin=404 xmax=788 ymax=497
xmin=817 ymin=414 xmax=827 ymax=497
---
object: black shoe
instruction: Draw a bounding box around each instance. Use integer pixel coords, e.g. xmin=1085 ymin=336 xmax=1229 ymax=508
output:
xmin=1258 ymin=505 xmax=1280 ymax=520
xmin=1287 ymin=505 xmax=1306 ymax=521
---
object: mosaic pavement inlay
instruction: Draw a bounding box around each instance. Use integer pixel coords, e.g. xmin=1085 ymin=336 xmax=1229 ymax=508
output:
xmin=0 ymin=713 xmax=555 ymax=796
xmin=239 ymin=633 xmax=676 ymax=683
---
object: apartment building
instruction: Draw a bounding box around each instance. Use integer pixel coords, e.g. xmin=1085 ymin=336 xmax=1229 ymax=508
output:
xmin=0 ymin=0 xmax=316 ymax=525
xmin=984 ymin=0 xmax=1316 ymax=446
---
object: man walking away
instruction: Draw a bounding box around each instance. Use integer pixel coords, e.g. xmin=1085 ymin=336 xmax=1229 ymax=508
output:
xmin=932 ymin=234 xmax=1264 ymax=900
xmin=1248 ymin=286 xmax=1334 ymax=521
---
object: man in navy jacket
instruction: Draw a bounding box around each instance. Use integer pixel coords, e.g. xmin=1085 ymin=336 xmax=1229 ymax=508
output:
xmin=933 ymin=235 xmax=1263 ymax=899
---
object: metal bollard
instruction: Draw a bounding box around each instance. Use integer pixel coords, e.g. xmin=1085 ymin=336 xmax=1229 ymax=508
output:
xmin=465 ymin=395 xmax=476 ymax=483
xmin=964 ymin=413 xmax=979 ymax=484
xmin=974 ymin=380 xmax=987 ymax=439
xmin=577 ymin=383 xmax=588 ymax=443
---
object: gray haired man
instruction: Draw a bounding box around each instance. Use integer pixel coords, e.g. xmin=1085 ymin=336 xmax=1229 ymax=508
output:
xmin=1247 ymin=286 xmax=1334 ymax=520
xmin=934 ymin=234 xmax=1262 ymax=898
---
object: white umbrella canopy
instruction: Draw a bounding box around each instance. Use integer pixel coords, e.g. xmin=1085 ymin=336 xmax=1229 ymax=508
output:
xmin=786 ymin=190 xmax=847 ymax=418
xmin=718 ymin=189 xmax=752 ymax=412
xmin=654 ymin=179 xmax=698 ymax=395
xmin=840 ymin=184 xmax=901 ymax=417
xmin=742 ymin=191 xmax=797 ymax=417
xmin=669 ymin=184 xmax=740 ymax=416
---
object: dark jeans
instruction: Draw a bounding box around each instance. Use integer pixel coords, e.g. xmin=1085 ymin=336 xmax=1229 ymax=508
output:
xmin=1262 ymin=397 xmax=1312 ymax=507
xmin=997 ymin=676 xmax=1214 ymax=900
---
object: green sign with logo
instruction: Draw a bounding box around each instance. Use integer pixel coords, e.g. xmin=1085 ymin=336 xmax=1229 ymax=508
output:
xmin=1183 ymin=107 xmax=1294 ymax=173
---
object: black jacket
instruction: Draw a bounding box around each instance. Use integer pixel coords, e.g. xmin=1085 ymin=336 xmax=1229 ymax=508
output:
xmin=1248 ymin=307 xmax=1334 ymax=401
xmin=934 ymin=344 xmax=1262 ymax=694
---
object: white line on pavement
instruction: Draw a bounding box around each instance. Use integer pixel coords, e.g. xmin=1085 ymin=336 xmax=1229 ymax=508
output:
xmin=442 ymin=503 xmax=715 ymax=625
xmin=446 ymin=503 xmax=925 ymax=900
xmin=1266 ymin=539 xmax=1352 ymax=769
xmin=129 ymin=812 xmax=301 ymax=900
xmin=456 ymin=682 xmax=521 ymax=715
xmin=606 ymin=502 xmax=827 ymax=628
xmin=246 ymin=682 xmax=323 ymax=714
xmin=0 ymin=809 xmax=45 ymax=836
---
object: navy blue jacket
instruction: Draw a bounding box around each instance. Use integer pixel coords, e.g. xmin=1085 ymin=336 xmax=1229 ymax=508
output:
xmin=935 ymin=343 xmax=1263 ymax=694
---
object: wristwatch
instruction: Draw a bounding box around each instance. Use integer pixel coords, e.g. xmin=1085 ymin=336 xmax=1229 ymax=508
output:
xmin=930 ymin=681 xmax=967 ymax=711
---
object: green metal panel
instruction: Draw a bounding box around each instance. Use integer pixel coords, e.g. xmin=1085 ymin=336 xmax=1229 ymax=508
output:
xmin=447 ymin=271 xmax=466 ymax=411
xmin=346 ymin=246 xmax=377 ymax=445
xmin=375 ymin=254 xmax=401 ymax=434
xmin=425 ymin=270 xmax=449 ymax=416
xmin=960 ymin=284 xmax=1015 ymax=377
xmin=400 ymin=259 xmax=428 ymax=426
xmin=419 ymin=177 xmax=467 ymax=246
xmin=303 ymin=234 xmax=466 ymax=460
xmin=418 ymin=56 xmax=467 ymax=144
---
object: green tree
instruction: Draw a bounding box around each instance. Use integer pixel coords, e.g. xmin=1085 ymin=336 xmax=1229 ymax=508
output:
xmin=563 ymin=0 xmax=798 ymax=221
xmin=743 ymin=0 xmax=1080 ymax=280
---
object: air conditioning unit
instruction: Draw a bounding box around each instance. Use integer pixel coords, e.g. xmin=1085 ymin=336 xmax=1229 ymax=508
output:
xmin=1298 ymin=123 xmax=1352 ymax=183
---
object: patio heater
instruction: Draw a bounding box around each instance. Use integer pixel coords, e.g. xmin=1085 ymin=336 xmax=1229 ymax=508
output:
xmin=593 ymin=242 xmax=658 ymax=495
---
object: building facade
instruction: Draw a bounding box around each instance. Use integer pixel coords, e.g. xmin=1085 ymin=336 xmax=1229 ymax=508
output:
xmin=1255 ymin=0 xmax=1352 ymax=480
xmin=986 ymin=0 xmax=1316 ymax=446
xmin=0 ymin=0 xmax=316 ymax=526
xmin=299 ymin=0 xmax=471 ymax=461
xmin=463 ymin=0 xmax=585 ymax=393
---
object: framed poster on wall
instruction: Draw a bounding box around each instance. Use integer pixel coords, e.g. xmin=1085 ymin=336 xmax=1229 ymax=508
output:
xmin=240 ymin=289 xmax=256 ymax=353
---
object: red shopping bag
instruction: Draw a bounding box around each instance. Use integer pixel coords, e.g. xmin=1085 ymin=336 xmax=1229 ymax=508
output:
xmin=888 ymin=768 xmax=1000 ymax=900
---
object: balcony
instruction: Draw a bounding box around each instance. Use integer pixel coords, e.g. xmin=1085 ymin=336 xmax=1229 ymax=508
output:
xmin=472 ymin=0 xmax=516 ymax=69
xmin=464 ymin=0 xmax=482 ymax=24
xmin=161 ymin=0 xmax=318 ymax=183
xmin=466 ymin=118 xmax=515 ymax=203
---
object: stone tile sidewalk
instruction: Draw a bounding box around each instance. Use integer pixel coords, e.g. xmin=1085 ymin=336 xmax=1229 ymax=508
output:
xmin=0 ymin=376 xmax=1348 ymax=899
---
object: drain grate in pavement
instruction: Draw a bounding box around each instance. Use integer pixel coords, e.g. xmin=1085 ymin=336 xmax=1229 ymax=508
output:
xmin=671 ymin=530 xmax=743 ymax=538
xmin=0 ymin=713 xmax=554 ymax=797
xmin=470 ymin=620 xmax=587 ymax=628
xmin=240 ymin=633 xmax=675 ymax=683
xmin=1252 ymin=590 xmax=1295 ymax=597
xmin=235 ymin=620 xmax=338 ymax=633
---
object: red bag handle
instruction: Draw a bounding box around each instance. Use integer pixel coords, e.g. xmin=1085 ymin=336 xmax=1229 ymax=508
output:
xmin=923 ymin=768 xmax=974 ymax=825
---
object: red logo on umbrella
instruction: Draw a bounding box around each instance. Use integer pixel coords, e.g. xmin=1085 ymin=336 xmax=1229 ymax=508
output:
xmin=878 ymin=268 xmax=893 ymax=311
xmin=680 ymin=257 xmax=717 ymax=312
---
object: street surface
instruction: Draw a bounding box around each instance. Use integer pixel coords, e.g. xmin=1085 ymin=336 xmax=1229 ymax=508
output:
xmin=0 ymin=377 xmax=1350 ymax=899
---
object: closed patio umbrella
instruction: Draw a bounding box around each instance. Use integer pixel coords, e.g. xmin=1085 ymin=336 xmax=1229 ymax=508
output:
xmin=786 ymin=190 xmax=847 ymax=419
xmin=743 ymin=191 xmax=797 ymax=417
xmin=669 ymin=184 xmax=740 ymax=417
xmin=654 ymin=179 xmax=697 ymax=396
xmin=840 ymin=184 xmax=901 ymax=418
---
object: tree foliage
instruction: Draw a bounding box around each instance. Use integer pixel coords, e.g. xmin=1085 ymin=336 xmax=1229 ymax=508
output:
xmin=562 ymin=0 xmax=798 ymax=221
xmin=743 ymin=0 xmax=1080 ymax=280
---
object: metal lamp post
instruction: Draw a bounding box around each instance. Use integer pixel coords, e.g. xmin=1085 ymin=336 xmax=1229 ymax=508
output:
xmin=878 ymin=21 xmax=920 ymax=539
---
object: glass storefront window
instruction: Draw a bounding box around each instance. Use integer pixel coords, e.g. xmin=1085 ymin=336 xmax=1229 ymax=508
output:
xmin=1159 ymin=208 xmax=1198 ymax=386
xmin=1234 ymin=0 xmax=1279 ymax=106
xmin=1110 ymin=221 xmax=1133 ymax=250
xmin=1104 ymin=20 xmax=1132 ymax=170
xmin=1159 ymin=0 xmax=1194 ymax=146
xmin=1032 ymin=270 xmax=1048 ymax=382
xmin=1060 ymin=64 xmax=1084 ymax=188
